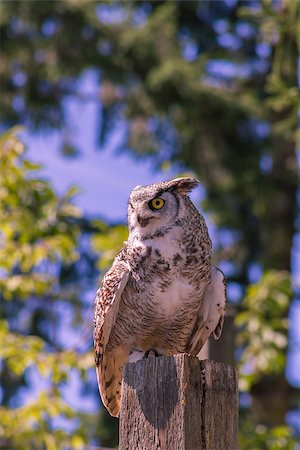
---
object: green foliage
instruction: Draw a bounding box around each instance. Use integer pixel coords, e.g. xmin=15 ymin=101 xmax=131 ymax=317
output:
xmin=0 ymin=319 xmax=93 ymax=380
xmin=239 ymin=421 xmax=296 ymax=450
xmin=0 ymin=391 xmax=87 ymax=450
xmin=0 ymin=128 xmax=92 ymax=449
xmin=0 ymin=127 xmax=81 ymax=300
xmin=236 ymin=271 xmax=291 ymax=391
xmin=91 ymin=223 xmax=128 ymax=270
xmin=239 ymin=0 xmax=300 ymax=145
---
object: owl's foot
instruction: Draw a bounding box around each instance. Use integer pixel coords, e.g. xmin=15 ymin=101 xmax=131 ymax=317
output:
xmin=144 ymin=348 xmax=160 ymax=358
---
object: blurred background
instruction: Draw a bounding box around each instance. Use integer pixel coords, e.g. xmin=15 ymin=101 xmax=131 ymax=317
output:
xmin=1 ymin=1 xmax=300 ymax=449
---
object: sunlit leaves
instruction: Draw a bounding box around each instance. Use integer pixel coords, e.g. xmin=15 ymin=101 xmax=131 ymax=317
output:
xmin=239 ymin=421 xmax=296 ymax=450
xmin=0 ymin=391 xmax=86 ymax=450
xmin=91 ymin=223 xmax=128 ymax=270
xmin=0 ymin=320 xmax=93 ymax=379
xmin=0 ymin=128 xmax=81 ymax=301
xmin=0 ymin=128 xmax=91 ymax=449
xmin=236 ymin=270 xmax=291 ymax=391
xmin=0 ymin=320 xmax=44 ymax=375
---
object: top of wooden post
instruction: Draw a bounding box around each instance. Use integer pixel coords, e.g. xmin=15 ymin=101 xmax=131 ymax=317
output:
xmin=119 ymin=354 xmax=238 ymax=450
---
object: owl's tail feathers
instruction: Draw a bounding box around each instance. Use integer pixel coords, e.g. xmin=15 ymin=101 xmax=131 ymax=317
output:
xmin=96 ymin=348 xmax=128 ymax=418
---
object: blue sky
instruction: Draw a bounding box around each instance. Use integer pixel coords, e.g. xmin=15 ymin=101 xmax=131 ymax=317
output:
xmin=24 ymin=71 xmax=181 ymax=222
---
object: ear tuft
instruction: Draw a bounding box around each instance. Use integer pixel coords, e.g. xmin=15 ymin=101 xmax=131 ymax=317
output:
xmin=168 ymin=177 xmax=199 ymax=195
xmin=132 ymin=184 xmax=142 ymax=191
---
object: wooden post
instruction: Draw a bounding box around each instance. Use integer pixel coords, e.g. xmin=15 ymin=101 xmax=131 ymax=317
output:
xmin=119 ymin=354 xmax=238 ymax=450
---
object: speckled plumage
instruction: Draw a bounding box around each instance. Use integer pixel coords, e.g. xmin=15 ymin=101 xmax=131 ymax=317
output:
xmin=94 ymin=177 xmax=226 ymax=417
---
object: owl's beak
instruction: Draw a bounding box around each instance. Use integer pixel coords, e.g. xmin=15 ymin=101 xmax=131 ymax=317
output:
xmin=137 ymin=214 xmax=152 ymax=228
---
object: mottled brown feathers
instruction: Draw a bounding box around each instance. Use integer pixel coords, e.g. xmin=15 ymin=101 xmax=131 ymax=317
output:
xmin=93 ymin=178 xmax=226 ymax=417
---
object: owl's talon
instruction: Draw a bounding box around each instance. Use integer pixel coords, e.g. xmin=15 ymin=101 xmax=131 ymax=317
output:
xmin=144 ymin=349 xmax=160 ymax=358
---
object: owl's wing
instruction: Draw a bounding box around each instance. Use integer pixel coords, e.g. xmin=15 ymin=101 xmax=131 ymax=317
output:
xmin=94 ymin=260 xmax=130 ymax=416
xmin=187 ymin=266 xmax=226 ymax=355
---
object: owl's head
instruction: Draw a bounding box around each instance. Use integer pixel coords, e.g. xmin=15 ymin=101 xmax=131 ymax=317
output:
xmin=128 ymin=177 xmax=199 ymax=237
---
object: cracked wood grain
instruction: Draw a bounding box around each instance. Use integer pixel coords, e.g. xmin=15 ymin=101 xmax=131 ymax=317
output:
xmin=119 ymin=355 xmax=238 ymax=450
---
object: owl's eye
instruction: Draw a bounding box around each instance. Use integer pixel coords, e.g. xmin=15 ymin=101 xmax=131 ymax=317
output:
xmin=149 ymin=197 xmax=165 ymax=210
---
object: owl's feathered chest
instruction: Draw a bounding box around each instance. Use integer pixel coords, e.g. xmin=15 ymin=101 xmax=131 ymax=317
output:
xmin=116 ymin=229 xmax=210 ymax=321
xmin=107 ymin=232 xmax=209 ymax=353
xmin=123 ymin=226 xmax=210 ymax=281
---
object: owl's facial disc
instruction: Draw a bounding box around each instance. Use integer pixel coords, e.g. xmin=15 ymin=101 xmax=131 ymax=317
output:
xmin=128 ymin=190 xmax=179 ymax=236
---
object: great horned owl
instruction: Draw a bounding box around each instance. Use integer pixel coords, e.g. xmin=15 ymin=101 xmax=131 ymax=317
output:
xmin=94 ymin=177 xmax=226 ymax=417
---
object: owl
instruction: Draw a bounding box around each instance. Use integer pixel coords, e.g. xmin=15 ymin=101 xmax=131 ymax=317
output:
xmin=94 ymin=177 xmax=226 ymax=417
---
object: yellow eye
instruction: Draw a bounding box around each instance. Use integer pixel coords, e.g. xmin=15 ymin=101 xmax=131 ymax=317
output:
xmin=150 ymin=197 xmax=165 ymax=210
